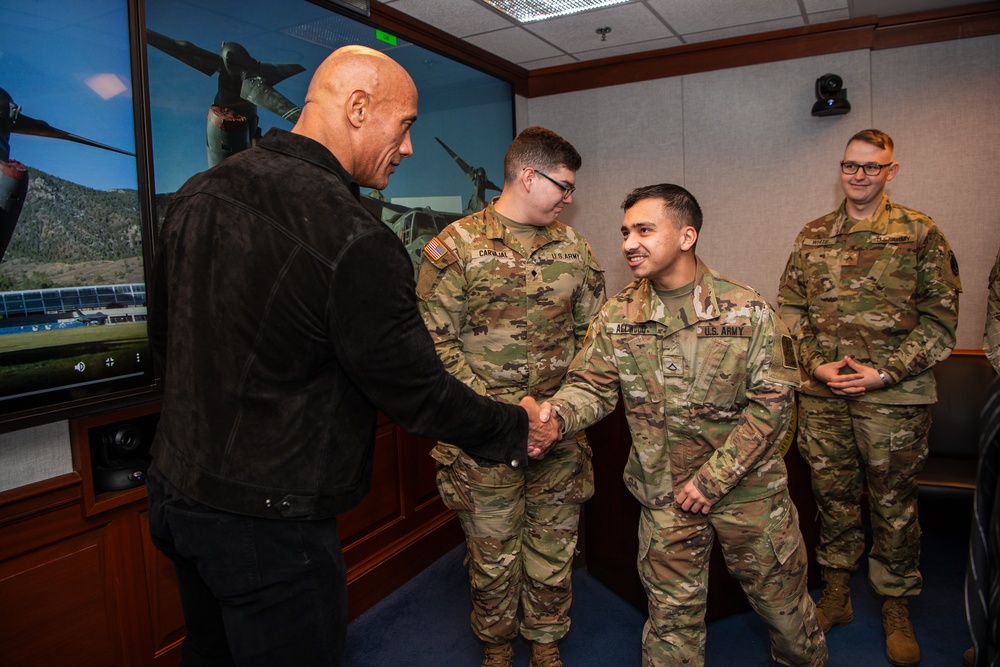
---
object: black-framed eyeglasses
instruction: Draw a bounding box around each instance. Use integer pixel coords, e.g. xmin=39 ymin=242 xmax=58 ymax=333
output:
xmin=534 ymin=169 xmax=576 ymax=200
xmin=840 ymin=161 xmax=893 ymax=176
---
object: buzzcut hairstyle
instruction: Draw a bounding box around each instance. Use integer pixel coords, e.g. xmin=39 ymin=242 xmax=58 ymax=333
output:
xmin=848 ymin=129 xmax=894 ymax=152
xmin=621 ymin=184 xmax=703 ymax=233
xmin=503 ymin=126 xmax=582 ymax=184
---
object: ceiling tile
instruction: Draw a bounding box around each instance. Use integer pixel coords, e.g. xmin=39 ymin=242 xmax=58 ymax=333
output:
xmin=384 ymin=0 xmax=515 ymax=37
xmin=464 ymin=26 xmax=565 ymax=64
xmin=379 ymin=0 xmax=977 ymax=71
xmin=525 ymin=3 xmax=669 ymax=53
xmin=645 ymin=0 xmax=802 ymax=34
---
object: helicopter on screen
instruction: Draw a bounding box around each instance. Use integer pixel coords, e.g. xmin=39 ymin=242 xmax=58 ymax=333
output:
xmin=145 ymin=30 xmax=305 ymax=169
xmin=363 ymin=137 xmax=503 ymax=274
xmin=0 ymin=86 xmax=136 ymax=263
xmin=435 ymin=137 xmax=501 ymax=215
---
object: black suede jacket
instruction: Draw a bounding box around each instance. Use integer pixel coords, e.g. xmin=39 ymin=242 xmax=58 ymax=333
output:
xmin=149 ymin=129 xmax=528 ymax=520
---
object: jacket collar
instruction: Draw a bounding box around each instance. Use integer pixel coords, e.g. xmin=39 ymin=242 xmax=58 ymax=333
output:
xmin=624 ymin=256 xmax=720 ymax=334
xmin=830 ymin=193 xmax=893 ymax=236
xmin=258 ymin=128 xmax=361 ymax=201
xmin=484 ymin=200 xmax=563 ymax=255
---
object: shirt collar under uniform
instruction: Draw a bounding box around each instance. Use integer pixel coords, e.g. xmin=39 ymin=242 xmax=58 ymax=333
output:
xmin=622 ymin=256 xmax=721 ymax=337
xmin=483 ymin=201 xmax=562 ymax=255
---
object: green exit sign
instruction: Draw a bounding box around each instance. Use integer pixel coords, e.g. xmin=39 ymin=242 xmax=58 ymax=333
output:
xmin=376 ymin=30 xmax=397 ymax=46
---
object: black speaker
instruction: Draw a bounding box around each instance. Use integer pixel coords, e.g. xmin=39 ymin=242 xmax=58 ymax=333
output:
xmin=89 ymin=412 xmax=159 ymax=494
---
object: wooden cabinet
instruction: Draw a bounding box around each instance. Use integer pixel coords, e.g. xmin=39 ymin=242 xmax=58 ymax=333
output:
xmin=0 ymin=404 xmax=462 ymax=666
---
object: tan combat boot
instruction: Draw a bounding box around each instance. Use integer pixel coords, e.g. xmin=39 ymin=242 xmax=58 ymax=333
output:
xmin=815 ymin=567 xmax=854 ymax=632
xmin=530 ymin=640 xmax=563 ymax=667
xmin=482 ymin=642 xmax=513 ymax=667
xmin=882 ymin=597 xmax=920 ymax=666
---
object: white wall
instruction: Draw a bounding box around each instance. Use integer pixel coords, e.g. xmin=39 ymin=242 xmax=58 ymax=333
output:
xmin=520 ymin=34 xmax=1000 ymax=351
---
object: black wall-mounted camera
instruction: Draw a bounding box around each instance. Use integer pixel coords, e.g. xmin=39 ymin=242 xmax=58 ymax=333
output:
xmin=89 ymin=412 xmax=159 ymax=494
xmin=812 ymin=73 xmax=851 ymax=117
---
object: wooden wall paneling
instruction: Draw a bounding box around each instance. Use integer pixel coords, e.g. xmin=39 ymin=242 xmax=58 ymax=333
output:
xmin=874 ymin=2 xmax=1000 ymax=50
xmin=0 ymin=473 xmax=81 ymax=531
xmin=0 ymin=528 xmax=119 ymax=666
xmin=340 ymin=420 xmax=464 ymax=620
xmin=0 ymin=509 xmax=139 ymax=667
xmin=138 ymin=509 xmax=185 ymax=667
xmin=406 ymin=431 xmax=443 ymax=509
xmin=339 ymin=420 xmax=404 ymax=556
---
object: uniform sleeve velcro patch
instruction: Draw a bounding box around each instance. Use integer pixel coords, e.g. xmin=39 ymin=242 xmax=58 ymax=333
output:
xmin=767 ymin=334 xmax=801 ymax=386
xmin=780 ymin=335 xmax=798 ymax=370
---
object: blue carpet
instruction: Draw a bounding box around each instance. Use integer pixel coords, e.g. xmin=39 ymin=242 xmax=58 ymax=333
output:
xmin=347 ymin=509 xmax=970 ymax=666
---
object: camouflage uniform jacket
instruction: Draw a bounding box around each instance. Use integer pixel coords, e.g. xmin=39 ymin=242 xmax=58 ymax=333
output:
xmin=986 ymin=248 xmax=1000 ymax=373
xmin=416 ymin=203 xmax=605 ymax=405
xmin=548 ymin=257 xmax=800 ymax=508
xmin=778 ymin=194 xmax=961 ymax=404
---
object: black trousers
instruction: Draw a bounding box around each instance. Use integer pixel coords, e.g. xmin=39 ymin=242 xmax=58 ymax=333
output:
xmin=147 ymin=474 xmax=348 ymax=667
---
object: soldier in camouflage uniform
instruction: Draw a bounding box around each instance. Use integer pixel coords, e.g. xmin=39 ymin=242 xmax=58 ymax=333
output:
xmin=986 ymin=248 xmax=1000 ymax=373
xmin=777 ymin=129 xmax=962 ymax=667
xmin=416 ymin=127 xmax=605 ymax=667
xmin=541 ymin=184 xmax=827 ymax=667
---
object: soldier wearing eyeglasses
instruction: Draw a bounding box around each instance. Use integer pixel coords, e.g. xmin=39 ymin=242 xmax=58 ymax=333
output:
xmin=416 ymin=126 xmax=605 ymax=667
xmin=777 ymin=129 xmax=962 ymax=667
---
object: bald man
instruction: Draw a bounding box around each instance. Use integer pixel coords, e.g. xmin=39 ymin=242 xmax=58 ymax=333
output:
xmin=147 ymin=45 xmax=551 ymax=667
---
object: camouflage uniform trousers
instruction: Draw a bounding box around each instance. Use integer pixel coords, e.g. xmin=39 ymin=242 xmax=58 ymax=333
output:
xmin=433 ymin=433 xmax=594 ymax=643
xmin=796 ymin=394 xmax=931 ymax=597
xmin=638 ymin=491 xmax=827 ymax=667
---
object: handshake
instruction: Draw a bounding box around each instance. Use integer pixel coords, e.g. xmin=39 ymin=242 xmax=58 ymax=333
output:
xmin=519 ymin=396 xmax=561 ymax=459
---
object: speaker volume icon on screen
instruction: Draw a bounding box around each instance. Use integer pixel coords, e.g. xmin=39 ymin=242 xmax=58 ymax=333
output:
xmin=74 ymin=361 xmax=86 ymax=372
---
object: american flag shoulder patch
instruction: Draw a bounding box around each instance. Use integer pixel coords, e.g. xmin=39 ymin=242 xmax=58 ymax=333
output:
xmin=424 ymin=236 xmax=448 ymax=261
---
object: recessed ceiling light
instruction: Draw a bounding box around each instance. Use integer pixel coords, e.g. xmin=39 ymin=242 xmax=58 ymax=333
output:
xmin=480 ymin=0 xmax=629 ymax=24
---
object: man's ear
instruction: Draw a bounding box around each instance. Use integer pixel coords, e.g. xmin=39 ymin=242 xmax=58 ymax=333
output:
xmin=515 ymin=166 xmax=533 ymax=193
xmin=680 ymin=226 xmax=698 ymax=252
xmin=347 ymin=90 xmax=368 ymax=128
xmin=885 ymin=161 xmax=900 ymax=182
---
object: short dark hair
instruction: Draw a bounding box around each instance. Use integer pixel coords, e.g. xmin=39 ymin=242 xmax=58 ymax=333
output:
xmin=621 ymin=184 xmax=703 ymax=233
xmin=503 ymin=126 xmax=581 ymax=184
xmin=848 ymin=129 xmax=894 ymax=152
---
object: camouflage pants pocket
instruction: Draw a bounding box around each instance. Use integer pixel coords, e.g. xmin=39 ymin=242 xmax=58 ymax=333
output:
xmin=561 ymin=434 xmax=595 ymax=505
xmin=432 ymin=443 xmax=476 ymax=512
xmin=767 ymin=500 xmax=803 ymax=567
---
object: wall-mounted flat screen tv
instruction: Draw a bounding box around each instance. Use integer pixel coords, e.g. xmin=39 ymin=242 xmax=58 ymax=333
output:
xmin=0 ymin=0 xmax=158 ymax=429
xmin=0 ymin=0 xmax=515 ymax=431
xmin=145 ymin=0 xmax=515 ymax=273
